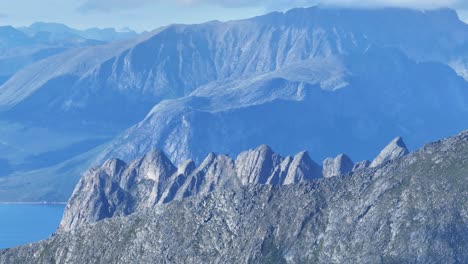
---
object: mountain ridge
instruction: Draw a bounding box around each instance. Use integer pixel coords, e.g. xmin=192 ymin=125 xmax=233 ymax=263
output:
xmin=60 ymin=135 xmax=409 ymax=231
xmin=1 ymin=129 xmax=467 ymax=263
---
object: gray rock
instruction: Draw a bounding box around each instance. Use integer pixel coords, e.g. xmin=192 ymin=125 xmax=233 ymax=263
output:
xmin=283 ymin=151 xmax=322 ymax=184
xmin=370 ymin=137 xmax=409 ymax=168
xmin=322 ymin=154 xmax=354 ymax=178
xmin=352 ymin=160 xmax=371 ymax=171
xmin=172 ymin=153 xmax=238 ymax=201
xmin=3 ymin=130 xmax=468 ymax=264
xmin=60 ymin=145 xmax=317 ymax=231
xmin=235 ymin=145 xmax=282 ymax=185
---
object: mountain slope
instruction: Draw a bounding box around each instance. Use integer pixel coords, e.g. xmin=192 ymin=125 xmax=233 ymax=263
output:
xmin=2 ymin=7 xmax=467 ymax=130
xmin=0 ymin=25 xmax=100 ymax=86
xmin=1 ymin=7 xmax=468 ymax=202
xmin=1 ymin=130 xmax=467 ymax=263
xmin=97 ymin=46 xmax=468 ymax=165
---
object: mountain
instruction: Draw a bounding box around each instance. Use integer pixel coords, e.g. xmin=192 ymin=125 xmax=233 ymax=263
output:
xmin=1 ymin=7 xmax=468 ymax=202
xmin=0 ymin=22 xmax=137 ymax=87
xmin=59 ymin=145 xmax=322 ymax=231
xmin=0 ymin=24 xmax=140 ymax=201
xmin=91 ymin=7 xmax=468 ymax=166
xmin=21 ymin=22 xmax=138 ymax=42
xmin=1 ymin=130 xmax=466 ymax=263
xmin=0 ymin=22 xmax=138 ymax=85
xmin=0 ymin=25 xmax=95 ymax=86
xmin=2 ymin=8 xmax=467 ymax=130
xmin=60 ymin=136 xmax=408 ymax=232
xmin=97 ymin=45 xmax=468 ymax=165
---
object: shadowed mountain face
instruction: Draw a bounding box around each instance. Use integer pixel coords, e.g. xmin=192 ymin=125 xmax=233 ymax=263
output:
xmin=2 ymin=130 xmax=467 ymax=263
xmin=1 ymin=7 xmax=468 ymax=202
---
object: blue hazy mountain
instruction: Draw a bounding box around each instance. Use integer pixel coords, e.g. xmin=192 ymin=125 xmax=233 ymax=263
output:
xmin=0 ymin=25 xmax=95 ymax=86
xmin=20 ymin=22 xmax=138 ymax=42
xmin=0 ymin=7 xmax=467 ymax=201
xmin=0 ymin=22 xmax=138 ymax=88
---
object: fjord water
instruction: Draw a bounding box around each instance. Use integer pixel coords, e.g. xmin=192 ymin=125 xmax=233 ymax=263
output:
xmin=0 ymin=204 xmax=64 ymax=249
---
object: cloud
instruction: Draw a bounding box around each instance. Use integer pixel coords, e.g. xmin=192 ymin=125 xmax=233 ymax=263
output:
xmin=77 ymin=0 xmax=468 ymax=12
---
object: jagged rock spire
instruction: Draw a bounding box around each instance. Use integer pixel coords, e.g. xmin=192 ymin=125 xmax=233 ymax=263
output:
xmin=61 ymin=146 xmax=324 ymax=231
xmin=284 ymin=151 xmax=322 ymax=184
xmin=322 ymin=154 xmax=354 ymax=178
xmin=370 ymin=137 xmax=409 ymax=168
xmin=235 ymin=145 xmax=282 ymax=185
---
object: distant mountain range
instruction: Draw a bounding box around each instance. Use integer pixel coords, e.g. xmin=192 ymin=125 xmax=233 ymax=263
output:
xmin=0 ymin=23 xmax=137 ymax=86
xmin=0 ymin=7 xmax=467 ymax=202
xmin=2 ymin=130 xmax=467 ymax=263
xmin=20 ymin=22 xmax=138 ymax=42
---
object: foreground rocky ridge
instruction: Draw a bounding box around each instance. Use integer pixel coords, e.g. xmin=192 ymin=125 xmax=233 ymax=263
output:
xmin=59 ymin=145 xmax=321 ymax=231
xmin=1 ymin=130 xmax=467 ymax=263
xmin=60 ymin=137 xmax=408 ymax=232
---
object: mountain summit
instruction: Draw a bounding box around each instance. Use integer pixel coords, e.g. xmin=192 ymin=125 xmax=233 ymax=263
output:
xmin=370 ymin=137 xmax=409 ymax=167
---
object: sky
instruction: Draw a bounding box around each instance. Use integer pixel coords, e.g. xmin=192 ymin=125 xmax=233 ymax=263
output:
xmin=0 ymin=0 xmax=467 ymax=32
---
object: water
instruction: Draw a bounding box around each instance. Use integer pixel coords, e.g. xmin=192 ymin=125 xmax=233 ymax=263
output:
xmin=0 ymin=204 xmax=65 ymax=249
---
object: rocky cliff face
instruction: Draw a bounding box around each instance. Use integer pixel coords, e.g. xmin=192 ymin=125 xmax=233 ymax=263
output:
xmin=60 ymin=145 xmax=322 ymax=231
xmin=370 ymin=136 xmax=409 ymax=167
xmin=2 ymin=130 xmax=467 ymax=263
xmin=62 ymin=137 xmax=406 ymax=232
xmin=322 ymin=153 xmax=354 ymax=178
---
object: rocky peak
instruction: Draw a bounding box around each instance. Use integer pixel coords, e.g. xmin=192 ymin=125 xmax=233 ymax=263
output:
xmin=370 ymin=137 xmax=409 ymax=168
xmin=133 ymin=150 xmax=177 ymax=181
xmin=284 ymin=151 xmax=322 ymax=184
xmin=60 ymin=145 xmax=324 ymax=231
xmin=174 ymin=154 xmax=237 ymax=201
xmin=59 ymin=165 xmax=130 ymax=231
xmin=322 ymin=154 xmax=354 ymax=178
xmin=8 ymin=130 xmax=468 ymax=263
xmin=235 ymin=145 xmax=282 ymax=185
xmin=119 ymin=150 xmax=176 ymax=189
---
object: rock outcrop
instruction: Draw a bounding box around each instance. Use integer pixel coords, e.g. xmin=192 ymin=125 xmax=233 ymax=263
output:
xmin=370 ymin=137 xmax=409 ymax=167
xmin=3 ymin=130 xmax=468 ymax=263
xmin=352 ymin=160 xmax=371 ymax=171
xmin=322 ymin=154 xmax=354 ymax=178
xmin=60 ymin=145 xmax=321 ymax=231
